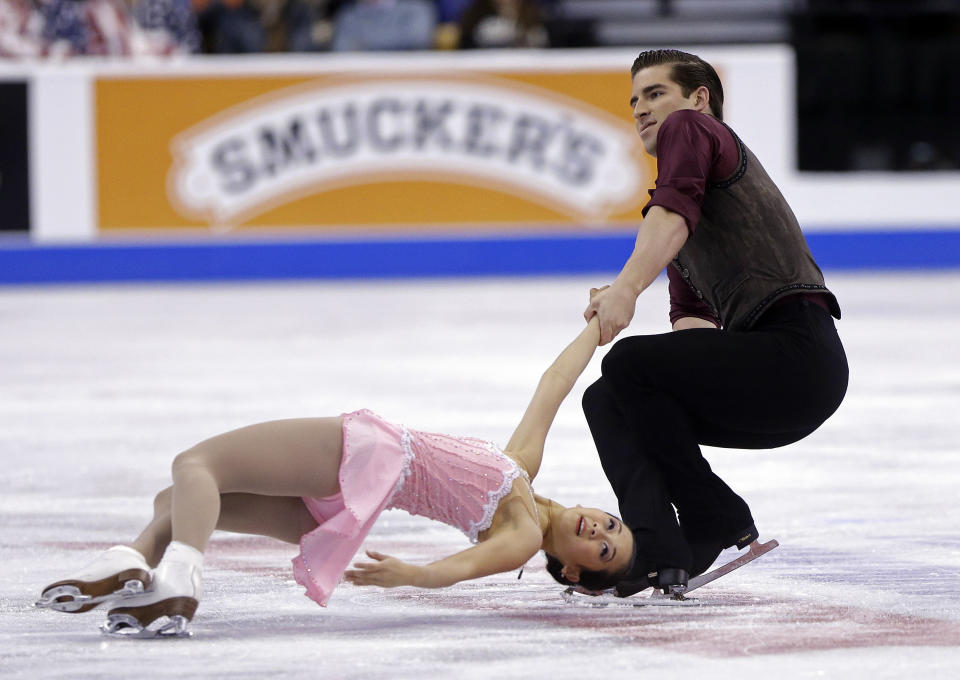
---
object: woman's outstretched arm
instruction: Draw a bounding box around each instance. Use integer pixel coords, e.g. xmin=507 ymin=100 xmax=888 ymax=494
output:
xmin=504 ymin=315 xmax=601 ymax=481
xmin=344 ymin=520 xmax=542 ymax=589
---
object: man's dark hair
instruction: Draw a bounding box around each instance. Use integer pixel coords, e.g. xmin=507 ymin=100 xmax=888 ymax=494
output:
xmin=542 ymin=551 xmax=631 ymax=592
xmin=631 ymin=49 xmax=724 ymax=120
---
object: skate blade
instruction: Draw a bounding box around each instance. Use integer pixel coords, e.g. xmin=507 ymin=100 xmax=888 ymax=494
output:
xmin=35 ymin=580 xmax=147 ymax=613
xmin=100 ymin=613 xmax=192 ymax=639
xmin=561 ymin=587 xmax=702 ymax=608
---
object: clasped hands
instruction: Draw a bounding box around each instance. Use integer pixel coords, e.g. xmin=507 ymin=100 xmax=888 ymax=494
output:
xmin=584 ymin=282 xmax=636 ymax=345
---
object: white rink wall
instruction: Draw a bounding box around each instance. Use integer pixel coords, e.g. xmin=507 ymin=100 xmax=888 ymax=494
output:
xmin=2 ymin=46 xmax=959 ymax=243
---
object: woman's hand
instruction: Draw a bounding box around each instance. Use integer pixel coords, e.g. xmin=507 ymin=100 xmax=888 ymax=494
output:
xmin=589 ymin=285 xmax=610 ymax=301
xmin=584 ymin=281 xmax=637 ymax=345
xmin=344 ymin=550 xmax=421 ymax=588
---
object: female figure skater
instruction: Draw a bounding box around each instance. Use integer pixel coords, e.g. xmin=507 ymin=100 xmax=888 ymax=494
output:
xmin=36 ymin=314 xmax=635 ymax=637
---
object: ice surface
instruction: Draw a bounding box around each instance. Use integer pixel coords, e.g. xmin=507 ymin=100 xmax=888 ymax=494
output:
xmin=2 ymin=273 xmax=959 ymax=679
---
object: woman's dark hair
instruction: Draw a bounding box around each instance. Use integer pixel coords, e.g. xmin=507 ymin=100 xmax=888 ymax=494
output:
xmin=543 ymin=551 xmax=631 ymax=592
xmin=630 ymin=49 xmax=725 ymax=121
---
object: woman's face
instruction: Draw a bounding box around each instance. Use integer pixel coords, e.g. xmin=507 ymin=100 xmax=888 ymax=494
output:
xmin=552 ymin=506 xmax=634 ymax=583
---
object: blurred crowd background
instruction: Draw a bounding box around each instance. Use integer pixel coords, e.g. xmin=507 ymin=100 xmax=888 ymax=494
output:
xmin=1 ymin=0 xmax=560 ymax=56
xmin=1 ymin=0 xmax=958 ymax=172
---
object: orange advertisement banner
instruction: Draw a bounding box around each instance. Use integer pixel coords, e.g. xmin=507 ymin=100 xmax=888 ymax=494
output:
xmin=96 ymin=67 xmax=656 ymax=233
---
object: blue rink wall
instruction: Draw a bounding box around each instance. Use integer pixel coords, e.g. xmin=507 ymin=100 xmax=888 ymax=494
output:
xmin=2 ymin=228 xmax=959 ymax=285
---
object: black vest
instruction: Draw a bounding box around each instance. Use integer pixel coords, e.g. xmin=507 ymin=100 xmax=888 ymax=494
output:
xmin=671 ymin=125 xmax=841 ymax=331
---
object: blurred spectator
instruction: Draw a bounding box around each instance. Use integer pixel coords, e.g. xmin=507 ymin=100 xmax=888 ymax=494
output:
xmin=1 ymin=0 xmax=200 ymax=57
xmin=436 ymin=0 xmax=470 ymax=23
xmin=433 ymin=0 xmax=470 ymax=49
xmin=457 ymin=0 xmax=547 ymax=49
xmin=39 ymin=0 xmax=138 ymax=56
xmin=258 ymin=0 xmax=339 ymax=52
xmin=0 ymin=0 xmax=44 ymax=57
xmin=267 ymin=0 xmax=317 ymax=51
xmin=194 ymin=0 xmax=265 ymax=53
xmin=135 ymin=0 xmax=201 ymax=52
xmin=331 ymin=0 xmax=436 ymax=51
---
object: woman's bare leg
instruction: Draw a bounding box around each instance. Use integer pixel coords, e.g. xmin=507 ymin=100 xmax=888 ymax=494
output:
xmin=129 ymin=488 xmax=175 ymax=567
xmin=216 ymin=493 xmax=318 ymax=543
xmin=130 ymin=487 xmax=319 ymax=567
xmin=167 ymin=417 xmax=342 ymax=553
xmin=130 ymin=486 xmax=317 ymax=567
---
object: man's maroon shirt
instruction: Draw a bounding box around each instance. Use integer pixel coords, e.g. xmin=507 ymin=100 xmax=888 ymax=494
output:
xmin=642 ymin=110 xmax=828 ymax=327
xmin=643 ymin=110 xmax=739 ymax=327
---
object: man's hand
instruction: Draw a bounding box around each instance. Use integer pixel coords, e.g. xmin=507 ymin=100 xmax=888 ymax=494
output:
xmin=584 ymin=282 xmax=637 ymax=345
xmin=582 ymin=207 xmax=688 ymax=343
xmin=344 ymin=550 xmax=420 ymax=588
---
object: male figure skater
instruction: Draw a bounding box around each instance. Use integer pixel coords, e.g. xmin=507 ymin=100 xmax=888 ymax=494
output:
xmin=582 ymin=50 xmax=848 ymax=595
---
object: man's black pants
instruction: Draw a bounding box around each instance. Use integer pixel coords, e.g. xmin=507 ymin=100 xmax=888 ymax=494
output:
xmin=582 ymin=298 xmax=848 ymax=574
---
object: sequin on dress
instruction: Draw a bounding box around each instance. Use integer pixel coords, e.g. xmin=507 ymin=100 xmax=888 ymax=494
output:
xmin=291 ymin=409 xmax=531 ymax=606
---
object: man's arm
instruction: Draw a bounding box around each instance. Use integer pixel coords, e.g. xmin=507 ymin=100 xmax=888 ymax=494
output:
xmin=584 ymin=205 xmax=688 ymax=345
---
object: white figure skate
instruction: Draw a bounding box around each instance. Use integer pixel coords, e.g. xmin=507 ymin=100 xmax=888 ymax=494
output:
xmin=101 ymin=541 xmax=202 ymax=639
xmin=35 ymin=545 xmax=152 ymax=613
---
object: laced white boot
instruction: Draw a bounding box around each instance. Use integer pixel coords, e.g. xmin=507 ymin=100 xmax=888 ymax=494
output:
xmin=35 ymin=545 xmax=152 ymax=613
xmin=101 ymin=541 xmax=203 ymax=638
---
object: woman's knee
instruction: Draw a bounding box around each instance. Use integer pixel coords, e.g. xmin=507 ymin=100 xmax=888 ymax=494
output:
xmin=171 ymin=447 xmax=214 ymax=480
xmin=153 ymin=486 xmax=173 ymax=513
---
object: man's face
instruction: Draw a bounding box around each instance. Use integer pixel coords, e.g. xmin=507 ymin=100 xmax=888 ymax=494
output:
xmin=630 ymin=64 xmax=703 ymax=157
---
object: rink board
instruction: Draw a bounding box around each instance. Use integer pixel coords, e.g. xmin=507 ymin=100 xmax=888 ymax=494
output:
xmin=4 ymin=47 xmax=959 ymax=243
xmin=1 ymin=228 xmax=959 ymax=284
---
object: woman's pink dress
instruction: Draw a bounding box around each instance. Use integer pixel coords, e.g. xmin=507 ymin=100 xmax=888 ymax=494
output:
xmin=291 ymin=409 xmax=529 ymax=606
